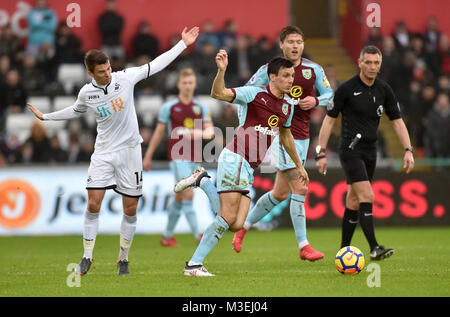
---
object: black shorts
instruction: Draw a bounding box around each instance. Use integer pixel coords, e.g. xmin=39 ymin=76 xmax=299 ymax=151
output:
xmin=339 ymin=145 xmax=377 ymax=184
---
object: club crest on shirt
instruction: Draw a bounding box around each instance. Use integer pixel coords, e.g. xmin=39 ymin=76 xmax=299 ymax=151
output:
xmin=282 ymin=102 xmax=289 ymax=115
xmin=114 ymin=83 xmax=120 ymax=91
xmin=377 ymin=105 xmax=384 ymax=117
xmin=302 ymin=69 xmax=312 ymax=80
xmin=192 ymin=105 xmax=201 ymax=115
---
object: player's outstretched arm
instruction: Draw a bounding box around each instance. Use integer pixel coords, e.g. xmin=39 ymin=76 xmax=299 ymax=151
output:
xmin=210 ymin=49 xmax=234 ymax=102
xmin=27 ymin=103 xmax=44 ymax=120
xmin=280 ymin=127 xmax=309 ymax=186
xmin=391 ymin=118 xmax=415 ymax=174
xmin=181 ymin=26 xmax=200 ymax=46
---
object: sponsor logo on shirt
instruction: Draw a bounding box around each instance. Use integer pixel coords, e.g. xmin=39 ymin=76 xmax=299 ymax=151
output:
xmin=267 ymin=115 xmax=279 ymax=128
xmin=183 ymin=117 xmax=194 ymax=129
xmin=88 ymin=95 xmax=100 ymax=100
xmin=96 ymin=97 xmax=125 ymax=117
xmin=254 ymin=125 xmax=279 ymax=136
xmin=290 ymin=85 xmax=303 ymax=98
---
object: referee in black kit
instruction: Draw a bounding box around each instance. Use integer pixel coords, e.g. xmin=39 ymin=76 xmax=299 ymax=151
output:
xmin=315 ymin=45 xmax=414 ymax=260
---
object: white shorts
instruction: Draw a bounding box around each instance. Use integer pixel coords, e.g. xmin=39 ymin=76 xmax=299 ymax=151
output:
xmin=86 ymin=144 xmax=143 ymax=197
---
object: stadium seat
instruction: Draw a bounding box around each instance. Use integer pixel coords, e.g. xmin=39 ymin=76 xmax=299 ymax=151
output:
xmin=136 ymin=96 xmax=163 ymax=126
xmin=195 ymin=96 xmax=222 ymax=118
xmin=57 ymin=64 xmax=88 ymax=95
xmin=53 ymin=96 xmax=76 ymax=111
xmin=27 ymin=96 xmax=52 ymax=113
xmin=5 ymin=113 xmax=36 ymax=143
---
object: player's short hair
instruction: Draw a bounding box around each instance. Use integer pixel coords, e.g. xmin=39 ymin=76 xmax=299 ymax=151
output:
xmin=359 ymin=45 xmax=382 ymax=60
xmin=178 ymin=68 xmax=196 ymax=82
xmin=267 ymin=57 xmax=294 ymax=76
xmin=84 ymin=49 xmax=109 ymax=73
xmin=280 ymin=25 xmax=304 ymax=42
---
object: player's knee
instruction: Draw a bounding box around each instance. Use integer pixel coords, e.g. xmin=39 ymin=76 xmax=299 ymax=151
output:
xmin=357 ymin=192 xmax=374 ymax=204
xmin=272 ymin=190 xmax=289 ymax=202
xmin=87 ymin=201 xmax=101 ymax=213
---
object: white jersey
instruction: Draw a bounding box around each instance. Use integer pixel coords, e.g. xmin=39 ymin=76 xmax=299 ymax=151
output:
xmin=44 ymin=40 xmax=187 ymax=154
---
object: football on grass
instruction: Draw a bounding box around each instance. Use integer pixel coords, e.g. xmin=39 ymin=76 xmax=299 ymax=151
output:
xmin=335 ymin=246 xmax=365 ymax=274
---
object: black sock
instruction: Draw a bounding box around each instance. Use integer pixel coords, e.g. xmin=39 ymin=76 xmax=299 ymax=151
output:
xmin=358 ymin=202 xmax=378 ymax=251
xmin=341 ymin=208 xmax=359 ymax=248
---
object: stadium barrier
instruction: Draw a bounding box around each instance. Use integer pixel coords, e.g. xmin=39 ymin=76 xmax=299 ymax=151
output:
xmin=0 ymin=163 xmax=448 ymax=235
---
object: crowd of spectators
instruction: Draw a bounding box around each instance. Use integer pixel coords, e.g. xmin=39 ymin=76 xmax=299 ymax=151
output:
xmin=0 ymin=0 xmax=448 ymax=166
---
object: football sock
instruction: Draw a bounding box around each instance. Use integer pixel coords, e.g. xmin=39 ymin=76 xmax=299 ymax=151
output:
xmin=246 ymin=191 xmax=280 ymax=226
xmin=290 ymin=194 xmax=309 ymax=248
xmin=199 ymin=177 xmax=220 ymax=215
xmin=181 ymin=200 xmax=200 ymax=239
xmin=119 ymin=214 xmax=137 ymax=261
xmin=358 ymin=202 xmax=379 ymax=251
xmin=163 ymin=200 xmax=182 ymax=238
xmin=341 ymin=207 xmax=359 ymax=248
xmin=189 ymin=216 xmax=229 ymax=265
xmin=83 ymin=210 xmax=99 ymax=259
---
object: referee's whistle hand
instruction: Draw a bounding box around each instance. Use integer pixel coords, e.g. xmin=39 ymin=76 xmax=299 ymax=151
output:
xmin=316 ymin=158 xmax=327 ymax=176
xmin=403 ymin=152 xmax=414 ymax=174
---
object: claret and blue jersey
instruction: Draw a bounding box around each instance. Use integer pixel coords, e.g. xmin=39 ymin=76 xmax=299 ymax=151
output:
xmin=247 ymin=58 xmax=334 ymax=140
xmin=226 ymin=85 xmax=294 ymax=169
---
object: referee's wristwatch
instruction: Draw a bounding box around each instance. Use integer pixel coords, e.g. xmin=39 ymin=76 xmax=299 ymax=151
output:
xmin=405 ymin=146 xmax=414 ymax=153
xmin=315 ymin=145 xmax=326 ymax=161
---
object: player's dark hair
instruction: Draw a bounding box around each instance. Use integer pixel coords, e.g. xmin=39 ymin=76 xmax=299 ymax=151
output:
xmin=84 ymin=49 xmax=109 ymax=72
xmin=359 ymin=45 xmax=382 ymax=60
xmin=279 ymin=25 xmax=304 ymax=42
xmin=267 ymin=57 xmax=294 ymax=76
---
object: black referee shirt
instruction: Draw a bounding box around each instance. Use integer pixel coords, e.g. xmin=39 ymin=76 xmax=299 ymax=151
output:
xmin=327 ymin=74 xmax=402 ymax=146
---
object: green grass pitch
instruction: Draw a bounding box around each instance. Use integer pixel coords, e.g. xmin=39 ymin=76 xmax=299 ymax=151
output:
xmin=1 ymin=227 xmax=449 ymax=297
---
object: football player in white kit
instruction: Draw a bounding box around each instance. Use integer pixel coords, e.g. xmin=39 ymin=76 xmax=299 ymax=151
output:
xmin=27 ymin=26 xmax=199 ymax=276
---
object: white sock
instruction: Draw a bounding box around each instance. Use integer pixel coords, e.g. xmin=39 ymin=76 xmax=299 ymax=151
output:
xmin=119 ymin=214 xmax=137 ymax=261
xmin=83 ymin=211 xmax=99 ymax=259
xmin=243 ymin=221 xmax=252 ymax=230
xmin=299 ymin=240 xmax=309 ymax=250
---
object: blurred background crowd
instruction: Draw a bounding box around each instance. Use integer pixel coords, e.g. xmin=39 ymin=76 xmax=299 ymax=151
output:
xmin=0 ymin=0 xmax=449 ymax=166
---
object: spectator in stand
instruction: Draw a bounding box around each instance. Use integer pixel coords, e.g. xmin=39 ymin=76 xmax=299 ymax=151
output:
xmin=0 ymin=69 xmax=28 ymax=115
xmin=98 ymin=0 xmax=125 ymax=60
xmin=249 ymin=36 xmax=277 ymax=73
xmin=195 ymin=20 xmax=220 ymax=52
xmin=0 ymin=55 xmax=11 ymax=86
xmin=391 ymin=51 xmax=415 ymax=107
xmin=217 ymin=19 xmax=238 ymax=51
xmin=76 ymin=134 xmax=94 ymax=163
xmin=132 ymin=21 xmax=159 ymax=60
xmin=54 ymin=22 xmax=83 ymax=64
xmin=49 ymin=135 xmax=68 ymax=163
xmin=192 ymin=41 xmax=218 ymax=94
xmin=379 ymin=36 xmax=400 ymax=86
xmin=424 ymin=93 xmax=450 ymax=158
xmin=365 ymin=27 xmax=383 ymax=49
xmin=0 ymin=132 xmax=22 ymax=164
xmin=437 ymin=75 xmax=449 ymax=94
xmin=391 ymin=21 xmax=411 ymax=53
xmin=424 ymin=16 xmax=441 ymax=52
xmin=227 ymin=35 xmax=252 ymax=86
xmin=324 ymin=64 xmax=340 ymax=90
xmin=437 ymin=34 xmax=450 ymax=75
xmin=25 ymin=121 xmax=51 ymax=163
xmin=22 ymin=54 xmax=46 ymax=95
xmin=409 ymin=34 xmax=440 ymax=80
xmin=26 ymin=0 xmax=57 ymax=58
xmin=0 ymin=24 xmax=21 ymax=59
xmin=414 ymin=85 xmax=436 ymax=155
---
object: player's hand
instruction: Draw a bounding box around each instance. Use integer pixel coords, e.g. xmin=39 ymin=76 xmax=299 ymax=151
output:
xmin=297 ymin=166 xmax=309 ymax=186
xmin=316 ymin=156 xmax=327 ymax=176
xmin=403 ymin=151 xmax=414 ymax=174
xmin=298 ymin=96 xmax=317 ymax=110
xmin=27 ymin=103 xmax=44 ymax=120
xmin=143 ymin=156 xmax=152 ymax=171
xmin=181 ymin=26 xmax=200 ymax=46
xmin=215 ymin=49 xmax=228 ymax=71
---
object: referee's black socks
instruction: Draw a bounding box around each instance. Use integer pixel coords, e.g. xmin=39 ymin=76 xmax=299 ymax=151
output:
xmin=341 ymin=208 xmax=358 ymax=248
xmin=358 ymin=202 xmax=379 ymax=251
